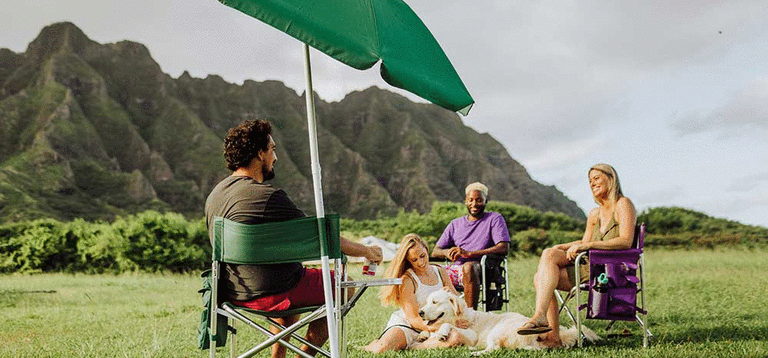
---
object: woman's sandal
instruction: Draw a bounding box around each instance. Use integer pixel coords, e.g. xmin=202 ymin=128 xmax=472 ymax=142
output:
xmin=516 ymin=321 xmax=553 ymax=335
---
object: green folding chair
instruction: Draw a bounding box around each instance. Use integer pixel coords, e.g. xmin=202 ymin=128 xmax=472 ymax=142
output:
xmin=201 ymin=214 xmax=399 ymax=358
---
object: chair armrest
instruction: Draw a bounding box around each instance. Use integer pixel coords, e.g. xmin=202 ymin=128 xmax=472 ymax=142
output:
xmin=588 ymin=249 xmax=642 ymax=266
xmin=589 ymin=248 xmax=643 ymax=255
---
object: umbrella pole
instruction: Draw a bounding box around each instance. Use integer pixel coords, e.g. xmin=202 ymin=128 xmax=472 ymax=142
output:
xmin=303 ymin=43 xmax=341 ymax=358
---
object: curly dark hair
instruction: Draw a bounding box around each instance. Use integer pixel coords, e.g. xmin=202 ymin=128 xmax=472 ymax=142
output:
xmin=223 ymin=119 xmax=273 ymax=171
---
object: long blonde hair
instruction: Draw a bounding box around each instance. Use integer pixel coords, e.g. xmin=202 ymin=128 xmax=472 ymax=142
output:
xmin=379 ymin=233 xmax=428 ymax=306
xmin=589 ymin=163 xmax=623 ymax=204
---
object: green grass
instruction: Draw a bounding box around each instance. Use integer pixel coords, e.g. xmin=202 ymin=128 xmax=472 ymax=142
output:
xmin=1 ymin=249 xmax=767 ymax=357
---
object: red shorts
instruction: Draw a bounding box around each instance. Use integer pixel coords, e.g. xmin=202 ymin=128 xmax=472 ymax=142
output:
xmin=232 ymin=268 xmax=334 ymax=311
xmin=445 ymin=264 xmax=464 ymax=288
xmin=445 ymin=262 xmax=481 ymax=288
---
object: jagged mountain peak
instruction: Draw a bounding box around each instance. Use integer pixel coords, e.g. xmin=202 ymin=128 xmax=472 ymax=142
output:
xmin=0 ymin=22 xmax=585 ymax=222
xmin=26 ymin=22 xmax=98 ymax=63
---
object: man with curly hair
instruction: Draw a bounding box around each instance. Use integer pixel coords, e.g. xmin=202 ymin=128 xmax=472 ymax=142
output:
xmin=205 ymin=119 xmax=382 ymax=358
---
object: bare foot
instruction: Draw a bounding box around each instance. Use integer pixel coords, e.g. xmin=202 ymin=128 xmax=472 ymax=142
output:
xmin=536 ymin=331 xmax=562 ymax=348
xmin=364 ymin=340 xmax=379 ymax=352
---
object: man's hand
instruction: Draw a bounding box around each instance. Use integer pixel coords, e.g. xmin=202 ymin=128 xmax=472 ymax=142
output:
xmin=365 ymin=245 xmax=383 ymax=265
xmin=340 ymin=237 xmax=383 ymax=264
xmin=447 ymin=247 xmax=468 ymax=261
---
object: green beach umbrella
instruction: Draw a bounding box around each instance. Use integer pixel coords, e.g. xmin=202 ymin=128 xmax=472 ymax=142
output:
xmin=215 ymin=2 xmax=474 ymax=357
xmin=218 ymin=0 xmax=474 ymax=114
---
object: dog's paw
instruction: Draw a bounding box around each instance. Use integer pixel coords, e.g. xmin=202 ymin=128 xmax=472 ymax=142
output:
xmin=436 ymin=323 xmax=453 ymax=341
xmin=417 ymin=330 xmax=430 ymax=342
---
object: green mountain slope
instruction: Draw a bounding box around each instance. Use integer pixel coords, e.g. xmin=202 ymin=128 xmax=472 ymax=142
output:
xmin=0 ymin=22 xmax=585 ymax=222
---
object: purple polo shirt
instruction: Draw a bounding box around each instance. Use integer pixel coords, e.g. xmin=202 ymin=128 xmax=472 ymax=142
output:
xmin=436 ymin=212 xmax=510 ymax=264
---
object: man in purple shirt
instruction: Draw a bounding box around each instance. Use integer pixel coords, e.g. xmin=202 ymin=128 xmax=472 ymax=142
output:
xmin=431 ymin=182 xmax=510 ymax=309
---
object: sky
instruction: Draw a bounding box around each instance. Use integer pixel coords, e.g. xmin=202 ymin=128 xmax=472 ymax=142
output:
xmin=2 ymin=0 xmax=767 ymax=227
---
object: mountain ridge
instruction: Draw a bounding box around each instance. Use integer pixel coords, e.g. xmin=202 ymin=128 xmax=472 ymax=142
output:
xmin=0 ymin=22 xmax=586 ymax=222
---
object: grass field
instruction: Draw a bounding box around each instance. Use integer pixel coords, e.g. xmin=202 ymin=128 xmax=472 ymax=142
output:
xmin=2 ymin=248 xmax=767 ymax=358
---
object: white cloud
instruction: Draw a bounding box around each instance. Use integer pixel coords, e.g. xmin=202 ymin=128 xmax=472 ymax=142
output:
xmin=672 ymin=77 xmax=768 ymax=137
xmin=3 ymin=0 xmax=768 ymax=227
xmin=726 ymin=172 xmax=768 ymax=193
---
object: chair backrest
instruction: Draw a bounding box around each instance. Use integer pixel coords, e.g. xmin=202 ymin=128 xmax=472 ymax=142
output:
xmin=212 ymin=215 xmax=342 ymax=264
xmin=632 ymin=222 xmax=647 ymax=249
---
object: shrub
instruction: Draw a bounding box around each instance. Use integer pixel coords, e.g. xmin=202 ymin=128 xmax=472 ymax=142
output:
xmin=112 ymin=211 xmax=207 ymax=272
xmin=340 ymin=201 xmax=586 ymax=256
xmin=0 ymin=219 xmax=77 ymax=273
xmin=2 ymin=204 xmax=763 ymax=274
xmin=511 ymin=229 xmax=582 ymax=255
xmin=512 ymin=228 xmax=550 ymax=255
xmin=72 ymin=219 xmax=136 ymax=273
xmin=639 ymin=207 xmax=768 ymax=247
xmin=0 ymin=211 xmax=207 ymax=273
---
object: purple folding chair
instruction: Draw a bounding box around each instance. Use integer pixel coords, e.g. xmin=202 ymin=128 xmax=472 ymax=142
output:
xmin=556 ymin=223 xmax=652 ymax=347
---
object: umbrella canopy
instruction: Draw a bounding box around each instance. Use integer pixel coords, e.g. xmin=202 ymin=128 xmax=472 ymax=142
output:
xmin=214 ymin=2 xmax=474 ymax=357
xmin=218 ymin=0 xmax=474 ymax=114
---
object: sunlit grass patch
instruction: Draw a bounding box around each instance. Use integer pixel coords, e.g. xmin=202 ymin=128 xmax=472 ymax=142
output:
xmin=1 ymin=249 xmax=767 ymax=357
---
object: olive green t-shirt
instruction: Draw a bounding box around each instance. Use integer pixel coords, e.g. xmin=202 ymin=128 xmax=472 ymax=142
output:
xmin=205 ymin=175 xmax=305 ymax=301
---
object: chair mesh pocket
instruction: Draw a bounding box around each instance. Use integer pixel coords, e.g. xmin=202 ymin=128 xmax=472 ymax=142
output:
xmin=607 ymin=287 xmax=638 ymax=317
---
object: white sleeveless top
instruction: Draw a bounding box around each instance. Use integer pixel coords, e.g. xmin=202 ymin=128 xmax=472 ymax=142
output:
xmin=384 ymin=265 xmax=444 ymax=333
xmin=407 ymin=265 xmax=443 ymax=307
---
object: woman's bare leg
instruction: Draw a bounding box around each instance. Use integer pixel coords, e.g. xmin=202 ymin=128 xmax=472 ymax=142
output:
xmin=529 ymin=248 xmax=571 ymax=326
xmin=365 ymin=327 xmax=407 ymax=353
xmin=538 ymin=294 xmax=564 ymax=347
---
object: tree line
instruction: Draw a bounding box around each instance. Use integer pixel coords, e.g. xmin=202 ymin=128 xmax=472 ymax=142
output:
xmin=1 ymin=204 xmax=765 ymax=273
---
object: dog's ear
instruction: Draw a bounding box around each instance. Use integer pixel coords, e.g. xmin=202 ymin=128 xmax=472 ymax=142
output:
xmin=449 ymin=295 xmax=463 ymax=317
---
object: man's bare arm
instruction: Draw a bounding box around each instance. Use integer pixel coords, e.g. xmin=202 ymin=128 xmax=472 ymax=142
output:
xmin=460 ymin=241 xmax=508 ymax=259
xmin=340 ymin=237 xmax=383 ymax=264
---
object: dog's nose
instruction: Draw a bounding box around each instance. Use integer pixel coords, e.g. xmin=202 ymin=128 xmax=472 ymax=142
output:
xmin=419 ymin=310 xmax=425 ymax=318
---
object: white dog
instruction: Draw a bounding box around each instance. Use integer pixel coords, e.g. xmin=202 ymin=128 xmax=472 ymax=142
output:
xmin=418 ymin=289 xmax=600 ymax=354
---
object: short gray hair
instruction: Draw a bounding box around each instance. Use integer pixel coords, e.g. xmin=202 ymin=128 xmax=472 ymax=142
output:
xmin=465 ymin=182 xmax=489 ymax=200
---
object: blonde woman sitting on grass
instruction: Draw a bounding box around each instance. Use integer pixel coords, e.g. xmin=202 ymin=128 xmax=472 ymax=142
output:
xmin=365 ymin=234 xmax=470 ymax=353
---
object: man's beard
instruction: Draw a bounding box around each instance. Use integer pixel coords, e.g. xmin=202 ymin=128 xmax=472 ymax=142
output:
xmin=467 ymin=205 xmax=485 ymax=218
xmin=262 ymin=166 xmax=275 ymax=181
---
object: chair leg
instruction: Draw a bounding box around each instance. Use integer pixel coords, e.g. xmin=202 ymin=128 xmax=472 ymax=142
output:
xmin=229 ymin=320 xmax=236 ymax=358
xmin=635 ymin=313 xmax=653 ymax=347
xmin=503 ymin=259 xmax=510 ymax=312
xmin=266 ymin=317 xmax=329 ymax=357
xmin=555 ymin=289 xmax=578 ymax=326
xmin=638 ymin=254 xmax=651 ymax=348
xmin=223 ymin=304 xmax=328 ymax=358
xmin=556 ymin=288 xmax=594 ymax=347
xmin=336 ymin=264 xmax=346 ymax=358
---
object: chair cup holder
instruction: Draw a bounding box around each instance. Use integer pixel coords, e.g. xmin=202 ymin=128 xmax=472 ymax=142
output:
xmin=590 ymin=289 xmax=609 ymax=317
